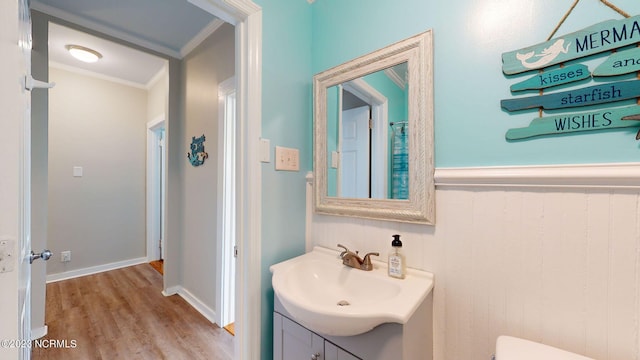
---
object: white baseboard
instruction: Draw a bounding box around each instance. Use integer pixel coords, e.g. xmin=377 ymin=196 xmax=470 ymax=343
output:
xmin=162 ymin=285 xmax=180 ymax=296
xmin=31 ymin=325 xmax=48 ymax=340
xmin=162 ymin=285 xmax=217 ymax=325
xmin=46 ymin=257 xmax=148 ymax=283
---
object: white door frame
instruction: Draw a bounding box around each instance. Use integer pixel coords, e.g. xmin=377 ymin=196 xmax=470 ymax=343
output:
xmin=187 ymin=1 xmax=263 ymax=358
xmin=146 ymin=115 xmax=166 ymax=262
xmin=216 ymin=76 xmax=236 ymax=328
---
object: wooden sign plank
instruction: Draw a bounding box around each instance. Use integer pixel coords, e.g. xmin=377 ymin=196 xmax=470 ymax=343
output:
xmin=501 ymin=79 xmax=640 ymax=111
xmin=593 ymin=47 xmax=640 ymax=77
xmin=510 ymin=64 xmax=590 ymax=92
xmin=505 ymin=105 xmax=640 ymax=140
xmin=502 ymin=15 xmax=640 ymax=75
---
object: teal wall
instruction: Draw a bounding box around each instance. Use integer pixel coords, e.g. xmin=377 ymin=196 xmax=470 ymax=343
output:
xmin=257 ymin=0 xmax=640 ymax=359
xmin=256 ymin=0 xmax=312 ymax=359
xmin=312 ymin=0 xmax=640 ymax=167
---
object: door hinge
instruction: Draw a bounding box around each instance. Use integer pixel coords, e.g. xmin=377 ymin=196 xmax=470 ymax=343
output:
xmin=234 ymin=245 xmax=238 ymax=258
xmin=369 ymin=118 xmax=374 ymax=129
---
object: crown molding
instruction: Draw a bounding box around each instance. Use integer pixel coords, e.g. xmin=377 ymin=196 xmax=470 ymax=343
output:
xmin=49 ymin=61 xmax=149 ymax=89
xmin=180 ymin=18 xmax=225 ymax=57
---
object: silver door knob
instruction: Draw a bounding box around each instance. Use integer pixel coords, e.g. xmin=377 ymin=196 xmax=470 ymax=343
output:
xmin=30 ymin=249 xmax=52 ymax=264
xmin=311 ymin=353 xmax=321 ymax=360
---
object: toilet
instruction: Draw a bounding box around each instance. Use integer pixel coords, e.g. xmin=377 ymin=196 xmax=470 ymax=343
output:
xmin=495 ymin=336 xmax=595 ymax=360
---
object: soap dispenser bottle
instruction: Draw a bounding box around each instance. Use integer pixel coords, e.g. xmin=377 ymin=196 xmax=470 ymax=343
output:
xmin=388 ymin=234 xmax=406 ymax=279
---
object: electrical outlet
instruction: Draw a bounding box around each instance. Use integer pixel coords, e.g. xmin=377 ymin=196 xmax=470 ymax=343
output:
xmin=61 ymin=251 xmax=71 ymax=263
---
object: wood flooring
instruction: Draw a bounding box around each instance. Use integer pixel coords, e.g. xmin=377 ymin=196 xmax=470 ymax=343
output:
xmin=149 ymin=259 xmax=163 ymax=275
xmin=32 ymin=264 xmax=234 ymax=360
xmin=223 ymin=323 xmax=234 ymax=336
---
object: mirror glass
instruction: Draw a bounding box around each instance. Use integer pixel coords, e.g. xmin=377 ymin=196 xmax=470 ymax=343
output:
xmin=313 ymin=30 xmax=435 ymax=224
xmin=326 ymin=63 xmax=409 ymax=200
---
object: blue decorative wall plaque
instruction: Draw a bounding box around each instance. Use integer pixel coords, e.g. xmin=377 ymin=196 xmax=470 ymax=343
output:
xmin=187 ymin=134 xmax=208 ymax=167
xmin=501 ymin=12 xmax=640 ymax=141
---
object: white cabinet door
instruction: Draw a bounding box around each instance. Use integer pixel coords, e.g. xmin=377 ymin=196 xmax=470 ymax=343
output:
xmin=274 ymin=313 xmax=323 ymax=360
xmin=325 ymin=341 xmax=362 ymax=360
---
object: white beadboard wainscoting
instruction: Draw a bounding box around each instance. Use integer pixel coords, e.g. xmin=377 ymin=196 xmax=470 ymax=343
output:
xmin=307 ymin=163 xmax=640 ymax=360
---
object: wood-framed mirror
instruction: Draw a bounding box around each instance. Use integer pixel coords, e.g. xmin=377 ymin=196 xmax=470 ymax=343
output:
xmin=313 ymin=30 xmax=435 ymax=224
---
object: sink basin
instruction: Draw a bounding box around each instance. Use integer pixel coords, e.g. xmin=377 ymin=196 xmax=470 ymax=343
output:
xmin=270 ymin=246 xmax=434 ymax=336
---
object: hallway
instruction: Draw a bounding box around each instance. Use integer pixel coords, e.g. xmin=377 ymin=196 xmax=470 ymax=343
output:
xmin=32 ymin=264 xmax=234 ymax=360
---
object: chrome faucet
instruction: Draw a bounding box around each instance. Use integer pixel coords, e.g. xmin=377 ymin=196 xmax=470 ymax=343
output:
xmin=337 ymin=244 xmax=379 ymax=271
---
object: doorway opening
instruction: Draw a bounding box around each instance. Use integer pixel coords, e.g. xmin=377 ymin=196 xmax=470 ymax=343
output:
xmin=26 ymin=1 xmax=263 ymax=358
xmin=147 ymin=115 xmax=166 ymax=273
xmin=339 ymin=79 xmax=388 ymax=198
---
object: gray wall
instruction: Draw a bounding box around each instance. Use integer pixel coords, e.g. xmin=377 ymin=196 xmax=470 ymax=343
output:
xmin=177 ymin=23 xmax=235 ymax=314
xmin=47 ymin=67 xmax=147 ymax=275
xmin=148 ymin=67 xmax=168 ymax=122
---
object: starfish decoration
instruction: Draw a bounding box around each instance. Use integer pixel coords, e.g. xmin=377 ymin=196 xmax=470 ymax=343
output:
xmin=621 ymin=114 xmax=640 ymax=140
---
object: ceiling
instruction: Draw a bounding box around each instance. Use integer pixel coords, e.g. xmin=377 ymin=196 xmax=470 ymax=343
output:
xmin=32 ymin=0 xmax=221 ymax=86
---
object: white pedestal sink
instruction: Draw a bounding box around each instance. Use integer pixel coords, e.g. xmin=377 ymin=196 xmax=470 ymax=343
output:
xmin=270 ymin=246 xmax=434 ymax=337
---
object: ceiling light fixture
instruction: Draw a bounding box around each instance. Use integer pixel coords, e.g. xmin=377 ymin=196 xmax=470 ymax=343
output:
xmin=65 ymin=45 xmax=102 ymax=63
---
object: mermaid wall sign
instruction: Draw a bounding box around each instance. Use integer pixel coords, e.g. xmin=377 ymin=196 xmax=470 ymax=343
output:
xmin=501 ymin=9 xmax=640 ymax=141
xmin=187 ymin=134 xmax=208 ymax=167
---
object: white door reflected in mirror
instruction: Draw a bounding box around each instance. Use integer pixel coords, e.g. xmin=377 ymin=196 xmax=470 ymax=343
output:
xmin=340 ymin=106 xmax=370 ymax=198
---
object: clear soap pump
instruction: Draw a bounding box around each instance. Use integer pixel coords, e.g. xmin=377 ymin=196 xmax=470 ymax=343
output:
xmin=388 ymin=234 xmax=406 ymax=279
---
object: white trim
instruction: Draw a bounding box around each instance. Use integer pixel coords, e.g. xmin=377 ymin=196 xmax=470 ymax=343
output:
xmin=384 ymin=67 xmax=406 ymax=90
xmin=31 ymin=325 xmax=48 ymax=340
xmin=49 ymin=61 xmax=148 ymax=89
xmin=162 ymin=285 xmax=180 ymax=297
xmin=30 ymin=1 xmax=181 ymax=58
xmin=161 ymin=285 xmax=218 ymax=325
xmin=188 ymin=1 xmax=262 ymax=359
xmin=435 ymin=163 xmax=640 ymax=189
xmin=175 ymin=286 xmax=218 ymax=324
xmin=216 ymin=76 xmax=236 ymax=328
xmin=235 ymin=7 xmax=262 ymax=360
xmin=146 ymin=62 xmax=168 ymax=90
xmin=147 ymin=115 xmax=165 ymax=131
xmin=180 ymin=18 xmax=225 ymax=57
xmin=45 ymin=257 xmax=148 ymax=283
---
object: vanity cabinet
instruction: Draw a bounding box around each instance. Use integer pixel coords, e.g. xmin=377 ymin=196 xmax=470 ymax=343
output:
xmin=274 ymin=295 xmax=433 ymax=360
xmin=274 ymin=312 xmax=361 ymax=360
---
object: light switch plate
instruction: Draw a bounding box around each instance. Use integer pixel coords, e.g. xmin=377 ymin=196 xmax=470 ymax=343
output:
xmin=0 ymin=239 xmax=15 ymax=273
xmin=331 ymin=151 xmax=339 ymax=169
xmin=260 ymin=138 xmax=270 ymax=163
xmin=275 ymin=146 xmax=300 ymax=171
xmin=73 ymin=166 xmax=83 ymax=177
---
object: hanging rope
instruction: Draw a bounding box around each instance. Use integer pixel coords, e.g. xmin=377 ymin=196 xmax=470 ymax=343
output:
xmin=600 ymin=0 xmax=631 ymax=18
xmin=547 ymin=0 xmax=631 ymax=41
xmin=547 ymin=0 xmax=580 ymax=41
